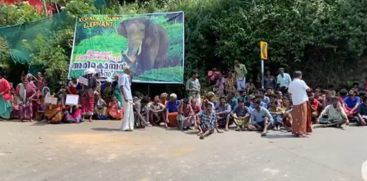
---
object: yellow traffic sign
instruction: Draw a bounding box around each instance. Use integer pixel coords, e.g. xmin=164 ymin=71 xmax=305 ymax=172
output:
xmin=260 ymin=41 xmax=268 ymax=60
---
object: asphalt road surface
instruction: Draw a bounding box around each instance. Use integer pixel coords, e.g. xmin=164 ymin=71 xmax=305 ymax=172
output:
xmin=0 ymin=121 xmax=366 ymax=181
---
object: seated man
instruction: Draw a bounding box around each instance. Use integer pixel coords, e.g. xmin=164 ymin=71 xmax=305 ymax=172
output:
xmin=197 ymin=102 xmax=216 ymax=139
xmin=343 ymin=89 xmax=361 ymax=118
xmin=149 ymin=95 xmax=166 ymax=126
xmin=133 ymin=96 xmax=150 ymax=128
xmin=318 ymin=97 xmax=348 ymax=127
xmin=355 ymin=97 xmax=367 ymax=126
xmin=231 ymin=99 xmax=250 ymax=131
xmin=178 ymin=98 xmax=195 ymax=130
xmin=165 ymin=93 xmax=180 ymax=127
xmin=248 ymin=99 xmax=274 ymax=136
xmin=215 ymin=96 xmax=232 ymax=131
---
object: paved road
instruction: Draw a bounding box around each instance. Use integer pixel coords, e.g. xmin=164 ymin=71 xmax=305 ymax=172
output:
xmin=0 ymin=121 xmax=366 ymax=181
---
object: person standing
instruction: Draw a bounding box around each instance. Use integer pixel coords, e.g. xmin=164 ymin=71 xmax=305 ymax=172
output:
xmin=276 ymin=68 xmax=292 ymax=93
xmin=186 ymin=71 xmax=201 ymax=104
xmin=0 ymin=71 xmax=12 ymax=120
xmin=234 ymin=60 xmax=248 ymax=91
xmin=264 ymin=70 xmax=276 ymax=90
xmin=81 ymin=68 xmax=97 ymax=122
xmin=120 ymin=66 xmax=134 ymax=131
xmin=288 ymin=71 xmax=312 ymax=137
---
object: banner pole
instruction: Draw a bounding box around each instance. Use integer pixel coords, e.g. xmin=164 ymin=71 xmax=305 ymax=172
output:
xmin=261 ymin=59 xmax=264 ymax=89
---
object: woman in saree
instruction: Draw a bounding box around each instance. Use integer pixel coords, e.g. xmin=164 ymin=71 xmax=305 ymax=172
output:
xmin=0 ymin=71 xmax=12 ymax=120
xmin=81 ymin=68 xmax=97 ymax=122
xmin=45 ymin=100 xmax=64 ymax=124
xmin=64 ymin=105 xmax=82 ymax=123
xmin=112 ymin=74 xmax=123 ymax=107
xmin=108 ymin=96 xmax=123 ymax=120
xmin=17 ymin=77 xmax=37 ymax=122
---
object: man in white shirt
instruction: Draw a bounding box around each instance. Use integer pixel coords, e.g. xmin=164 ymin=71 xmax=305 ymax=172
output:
xmin=276 ymin=68 xmax=292 ymax=93
xmin=288 ymin=71 xmax=311 ymax=137
xmin=119 ymin=66 xmax=134 ymax=131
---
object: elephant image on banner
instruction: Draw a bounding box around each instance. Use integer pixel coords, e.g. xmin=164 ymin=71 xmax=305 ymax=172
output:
xmin=117 ymin=18 xmax=169 ymax=75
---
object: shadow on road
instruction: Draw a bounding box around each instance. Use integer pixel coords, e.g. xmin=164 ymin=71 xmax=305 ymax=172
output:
xmin=263 ymin=133 xmax=298 ymax=139
xmin=92 ymin=128 xmax=122 ymax=132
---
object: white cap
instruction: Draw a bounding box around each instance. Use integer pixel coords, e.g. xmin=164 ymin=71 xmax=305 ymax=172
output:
xmin=85 ymin=68 xmax=96 ymax=75
xmin=170 ymin=93 xmax=177 ymax=99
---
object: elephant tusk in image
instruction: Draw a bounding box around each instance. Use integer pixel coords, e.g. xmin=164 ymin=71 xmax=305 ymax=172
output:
xmin=137 ymin=44 xmax=142 ymax=56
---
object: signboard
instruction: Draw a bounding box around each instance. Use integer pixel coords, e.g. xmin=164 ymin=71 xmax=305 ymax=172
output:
xmin=45 ymin=95 xmax=58 ymax=105
xmin=260 ymin=41 xmax=268 ymax=60
xmin=68 ymin=12 xmax=185 ymax=84
xmin=65 ymin=95 xmax=79 ymax=106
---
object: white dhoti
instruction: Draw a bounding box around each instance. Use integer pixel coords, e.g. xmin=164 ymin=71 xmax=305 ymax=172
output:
xmin=121 ymin=99 xmax=134 ymax=131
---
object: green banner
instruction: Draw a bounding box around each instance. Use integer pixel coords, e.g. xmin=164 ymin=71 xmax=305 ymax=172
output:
xmin=68 ymin=12 xmax=185 ymax=84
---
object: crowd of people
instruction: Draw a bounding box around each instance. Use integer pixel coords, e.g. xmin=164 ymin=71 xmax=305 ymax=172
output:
xmin=1 ymin=62 xmax=367 ymax=139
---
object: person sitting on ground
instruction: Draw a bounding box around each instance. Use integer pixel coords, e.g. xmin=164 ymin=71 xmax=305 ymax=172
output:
xmin=133 ymin=96 xmax=150 ymax=128
xmin=309 ymin=95 xmax=321 ymax=123
xmin=108 ymin=96 xmax=124 ymax=120
xmin=269 ymin=98 xmax=286 ymax=131
xmin=45 ymin=100 xmax=64 ymax=124
xmin=352 ymin=82 xmax=360 ymax=92
xmin=318 ymin=97 xmax=348 ymax=128
xmin=248 ymin=99 xmax=274 ymax=136
xmin=165 ymin=93 xmax=180 ymax=128
xmin=231 ymin=99 xmax=250 ymax=131
xmin=245 ymin=79 xmax=256 ymax=94
xmin=258 ymin=89 xmax=271 ymax=108
xmin=215 ymin=96 xmax=232 ymax=131
xmin=11 ymin=88 xmax=21 ymax=119
xmin=343 ymin=89 xmax=361 ymax=118
xmin=140 ymin=96 xmax=152 ymax=125
xmin=197 ymin=102 xmax=216 ymax=139
xmin=94 ymin=94 xmax=108 ymax=120
xmin=177 ymin=98 xmax=195 ymax=130
xmin=282 ymin=97 xmax=293 ymax=130
xmin=204 ymin=92 xmax=223 ymax=133
xmin=190 ymin=98 xmax=201 ymax=114
xmin=235 ymin=90 xmax=247 ymax=106
xmin=149 ymin=95 xmax=166 ymax=126
xmin=359 ymin=91 xmax=366 ymax=102
xmin=355 ymin=97 xmax=367 ymax=126
xmin=323 ymin=90 xmax=335 ymax=107
xmin=228 ymin=92 xmax=238 ymax=111
xmin=160 ymin=92 xmax=168 ymax=106
xmin=64 ymin=105 xmax=82 ymax=123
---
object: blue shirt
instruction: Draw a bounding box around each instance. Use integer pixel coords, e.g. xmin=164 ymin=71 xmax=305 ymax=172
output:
xmin=344 ymin=96 xmax=361 ymax=109
xmin=166 ymin=100 xmax=180 ymax=113
xmin=229 ymin=98 xmax=238 ymax=110
xmin=250 ymin=107 xmax=274 ymax=123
